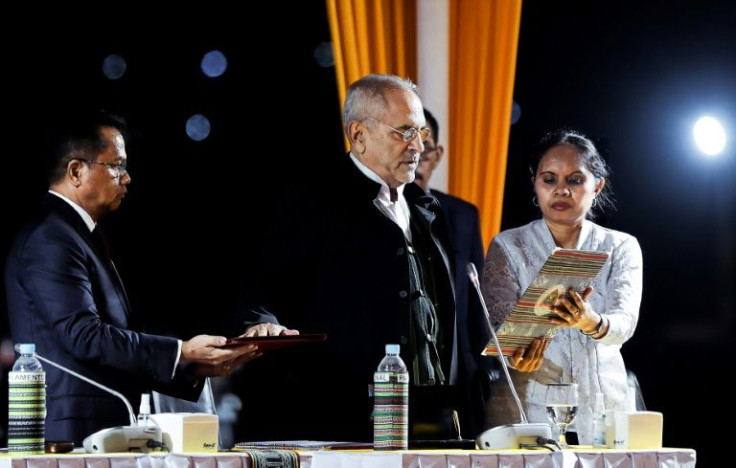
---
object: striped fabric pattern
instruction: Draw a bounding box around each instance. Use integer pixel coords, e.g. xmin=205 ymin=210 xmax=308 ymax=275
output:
xmin=8 ymin=371 xmax=46 ymax=454
xmin=483 ymin=248 xmax=609 ymax=357
xmin=373 ymin=371 xmax=409 ymax=450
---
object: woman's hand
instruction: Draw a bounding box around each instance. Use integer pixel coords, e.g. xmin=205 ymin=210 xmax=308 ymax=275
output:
xmin=549 ymin=286 xmax=601 ymax=333
xmin=509 ymin=337 xmax=550 ymax=372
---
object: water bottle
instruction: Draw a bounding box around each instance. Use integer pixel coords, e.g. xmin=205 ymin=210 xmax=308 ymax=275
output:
xmin=373 ymin=344 xmax=409 ymax=450
xmin=8 ymin=343 xmax=46 ymax=454
xmin=591 ymin=392 xmax=606 ymax=447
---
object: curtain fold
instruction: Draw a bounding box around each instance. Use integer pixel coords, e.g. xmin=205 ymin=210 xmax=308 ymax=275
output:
xmin=449 ymin=0 xmax=522 ymax=248
xmin=328 ymin=0 xmax=522 ymax=249
xmin=327 ymin=0 xmax=417 ymax=124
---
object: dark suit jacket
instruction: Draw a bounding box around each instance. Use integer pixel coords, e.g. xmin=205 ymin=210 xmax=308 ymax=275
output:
xmin=5 ymin=194 xmax=202 ymax=445
xmin=430 ymin=190 xmax=486 ymax=378
xmin=430 ymin=189 xmax=494 ymax=435
xmin=237 ymin=156 xmax=490 ymax=442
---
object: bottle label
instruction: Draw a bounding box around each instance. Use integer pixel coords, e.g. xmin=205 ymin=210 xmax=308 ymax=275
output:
xmin=8 ymin=372 xmax=45 ymax=383
xmin=8 ymin=371 xmax=46 ymax=455
xmin=374 ymin=371 xmax=409 ymax=383
xmin=373 ymin=371 xmax=408 ymax=450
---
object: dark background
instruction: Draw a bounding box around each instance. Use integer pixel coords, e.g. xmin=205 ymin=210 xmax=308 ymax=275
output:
xmin=2 ymin=2 xmax=733 ymax=464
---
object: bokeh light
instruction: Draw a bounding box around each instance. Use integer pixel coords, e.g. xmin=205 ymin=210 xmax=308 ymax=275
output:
xmin=693 ymin=116 xmax=727 ymax=156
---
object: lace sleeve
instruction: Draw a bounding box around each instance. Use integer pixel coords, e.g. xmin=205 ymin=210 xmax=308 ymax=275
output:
xmin=480 ymin=239 xmax=521 ymax=331
xmin=599 ymin=236 xmax=643 ymax=345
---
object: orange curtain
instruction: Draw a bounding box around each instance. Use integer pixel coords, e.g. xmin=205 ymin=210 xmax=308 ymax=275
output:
xmin=449 ymin=0 xmax=522 ymax=248
xmin=327 ymin=0 xmax=417 ymax=128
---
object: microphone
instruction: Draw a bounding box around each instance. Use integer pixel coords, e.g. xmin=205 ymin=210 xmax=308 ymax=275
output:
xmin=35 ymin=352 xmax=162 ymax=453
xmin=466 ymin=263 xmax=553 ymax=449
xmin=36 ymin=354 xmax=137 ymax=425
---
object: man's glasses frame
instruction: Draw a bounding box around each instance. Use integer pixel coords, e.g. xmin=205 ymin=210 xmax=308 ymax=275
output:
xmin=367 ymin=117 xmax=431 ymax=143
xmin=75 ymin=158 xmax=128 ymax=178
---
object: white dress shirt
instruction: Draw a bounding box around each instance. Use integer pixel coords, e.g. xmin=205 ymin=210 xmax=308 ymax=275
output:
xmin=349 ymin=153 xmax=412 ymax=241
xmin=48 ymin=190 xmax=183 ymax=377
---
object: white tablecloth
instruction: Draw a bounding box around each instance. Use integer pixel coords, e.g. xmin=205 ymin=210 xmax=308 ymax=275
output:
xmin=301 ymin=448 xmax=696 ymax=467
xmin=0 ymin=448 xmax=696 ymax=468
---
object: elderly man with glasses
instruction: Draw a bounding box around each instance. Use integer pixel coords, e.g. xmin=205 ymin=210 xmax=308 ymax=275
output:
xmin=242 ymin=74 xmax=491 ymax=444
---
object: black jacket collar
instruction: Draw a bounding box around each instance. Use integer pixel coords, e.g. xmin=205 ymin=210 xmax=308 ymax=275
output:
xmin=341 ymin=153 xmax=441 ymax=215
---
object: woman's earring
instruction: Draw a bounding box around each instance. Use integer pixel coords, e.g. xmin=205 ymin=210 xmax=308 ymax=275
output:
xmin=532 ymin=195 xmax=539 ymax=207
xmin=592 ymin=196 xmax=598 ymax=208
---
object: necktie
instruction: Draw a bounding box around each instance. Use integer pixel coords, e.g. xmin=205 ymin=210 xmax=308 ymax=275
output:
xmin=92 ymin=226 xmax=112 ymax=261
xmin=92 ymin=226 xmax=130 ymax=307
xmin=390 ymin=188 xmax=398 ymax=203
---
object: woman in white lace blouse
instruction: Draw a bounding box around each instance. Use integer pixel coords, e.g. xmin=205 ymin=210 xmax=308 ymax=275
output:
xmin=480 ymin=129 xmax=642 ymax=445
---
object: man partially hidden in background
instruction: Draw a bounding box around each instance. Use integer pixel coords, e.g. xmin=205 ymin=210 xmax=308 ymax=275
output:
xmin=414 ymin=108 xmax=492 ymax=437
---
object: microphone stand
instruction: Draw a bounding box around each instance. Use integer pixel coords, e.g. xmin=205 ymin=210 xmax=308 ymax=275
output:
xmin=35 ymin=352 xmax=162 ymax=453
xmin=36 ymin=354 xmax=137 ymax=425
xmin=467 ymin=263 xmax=553 ymax=450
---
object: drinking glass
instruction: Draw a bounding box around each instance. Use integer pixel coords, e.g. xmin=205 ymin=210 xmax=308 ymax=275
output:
xmin=545 ymin=383 xmax=579 ymax=447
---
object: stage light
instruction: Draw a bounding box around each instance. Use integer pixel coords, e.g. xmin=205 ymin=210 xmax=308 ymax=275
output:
xmin=102 ymin=54 xmax=127 ymax=80
xmin=201 ymin=50 xmax=228 ymax=78
xmin=313 ymin=42 xmax=334 ymax=68
xmin=511 ymin=101 xmax=521 ymax=125
xmin=186 ymin=114 xmax=211 ymax=142
xmin=693 ymin=116 xmax=726 ymax=156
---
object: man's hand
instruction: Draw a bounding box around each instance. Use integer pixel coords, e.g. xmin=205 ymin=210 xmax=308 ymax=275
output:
xmin=240 ymin=323 xmax=300 ymax=337
xmin=180 ymin=334 xmax=261 ymax=377
xmin=193 ymin=346 xmax=262 ymax=377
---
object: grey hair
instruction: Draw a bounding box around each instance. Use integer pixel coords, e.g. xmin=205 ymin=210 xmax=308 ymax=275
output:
xmin=342 ymin=74 xmax=419 ymax=136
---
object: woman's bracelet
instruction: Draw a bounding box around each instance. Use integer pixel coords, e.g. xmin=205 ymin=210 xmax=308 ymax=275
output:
xmin=581 ymin=314 xmax=604 ymax=336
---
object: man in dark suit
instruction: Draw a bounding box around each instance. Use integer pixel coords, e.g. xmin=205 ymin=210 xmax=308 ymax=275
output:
xmin=414 ymin=108 xmax=491 ymax=436
xmin=238 ymin=75 xmax=491 ymax=443
xmin=4 ymin=110 xmax=282 ymax=446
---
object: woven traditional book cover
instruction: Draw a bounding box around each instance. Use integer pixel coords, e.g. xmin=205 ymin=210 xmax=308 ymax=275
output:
xmin=482 ymin=248 xmax=610 ymax=357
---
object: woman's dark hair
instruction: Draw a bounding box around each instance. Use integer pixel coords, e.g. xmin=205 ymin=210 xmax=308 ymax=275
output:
xmin=529 ymin=128 xmax=615 ymax=218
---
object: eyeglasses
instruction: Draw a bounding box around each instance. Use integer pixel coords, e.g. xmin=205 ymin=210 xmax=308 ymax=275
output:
xmin=367 ymin=117 xmax=431 ymax=143
xmin=76 ymin=159 xmax=128 ymax=178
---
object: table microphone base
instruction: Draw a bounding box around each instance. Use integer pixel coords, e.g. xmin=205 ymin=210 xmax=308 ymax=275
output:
xmin=476 ymin=423 xmax=553 ymax=450
xmin=83 ymin=425 xmax=163 ymax=453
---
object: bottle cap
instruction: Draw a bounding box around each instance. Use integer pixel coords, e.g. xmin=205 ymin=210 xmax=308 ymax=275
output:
xmin=385 ymin=344 xmax=400 ymax=354
xmin=139 ymin=393 xmax=151 ymax=414
xmin=18 ymin=343 xmax=35 ymax=354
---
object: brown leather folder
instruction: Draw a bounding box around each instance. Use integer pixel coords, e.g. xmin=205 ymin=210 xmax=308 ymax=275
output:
xmin=224 ymin=333 xmax=327 ymax=351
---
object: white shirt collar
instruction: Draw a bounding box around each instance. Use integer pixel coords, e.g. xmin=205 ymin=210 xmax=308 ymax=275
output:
xmin=48 ymin=190 xmax=96 ymax=232
xmin=349 ymin=152 xmax=405 ymax=203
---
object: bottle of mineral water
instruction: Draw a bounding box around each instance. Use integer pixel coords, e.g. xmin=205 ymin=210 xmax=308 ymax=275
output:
xmin=591 ymin=392 xmax=607 ymax=447
xmin=8 ymin=343 xmax=46 ymax=454
xmin=373 ymin=344 xmax=409 ymax=450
